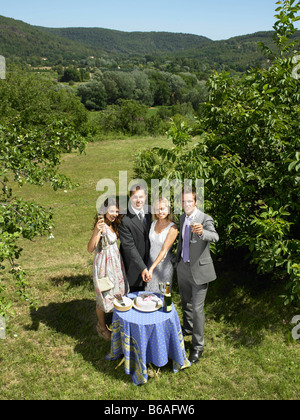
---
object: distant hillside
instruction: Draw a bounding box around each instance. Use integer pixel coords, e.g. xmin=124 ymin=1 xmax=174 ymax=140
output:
xmin=0 ymin=15 xmax=97 ymax=63
xmin=38 ymin=26 xmax=213 ymax=55
xmin=0 ymin=14 xmax=299 ymax=71
xmin=171 ymin=31 xmax=289 ymax=72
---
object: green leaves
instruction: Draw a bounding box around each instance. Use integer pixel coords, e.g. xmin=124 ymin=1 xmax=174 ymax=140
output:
xmin=272 ymin=0 xmax=300 ymax=53
xmin=134 ymin=0 xmax=300 ymax=307
xmin=288 ymin=151 xmax=300 ymax=172
xmin=167 ymin=120 xmax=193 ymax=148
xmin=0 ymin=68 xmax=88 ymax=321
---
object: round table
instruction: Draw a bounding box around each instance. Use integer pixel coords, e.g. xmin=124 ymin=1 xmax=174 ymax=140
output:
xmin=106 ymin=292 xmax=190 ymax=385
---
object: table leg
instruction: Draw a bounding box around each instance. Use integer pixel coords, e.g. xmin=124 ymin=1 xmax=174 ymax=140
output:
xmin=115 ymin=357 xmax=125 ymax=370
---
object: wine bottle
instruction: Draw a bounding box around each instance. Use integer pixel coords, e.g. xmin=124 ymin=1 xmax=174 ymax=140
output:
xmin=163 ymin=282 xmax=172 ymax=312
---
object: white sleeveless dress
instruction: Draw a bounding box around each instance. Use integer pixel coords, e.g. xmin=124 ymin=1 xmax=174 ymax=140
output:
xmin=145 ymin=221 xmax=175 ymax=293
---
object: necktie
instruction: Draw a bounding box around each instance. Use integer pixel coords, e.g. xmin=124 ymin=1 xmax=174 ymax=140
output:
xmin=138 ymin=211 xmax=146 ymax=226
xmin=182 ymin=223 xmax=190 ymax=263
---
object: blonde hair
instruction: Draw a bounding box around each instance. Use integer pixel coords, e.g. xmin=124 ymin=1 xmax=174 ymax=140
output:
xmin=152 ymin=197 xmax=175 ymax=222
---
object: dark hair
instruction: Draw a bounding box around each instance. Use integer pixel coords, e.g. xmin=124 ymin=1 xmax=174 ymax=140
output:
xmin=93 ymin=197 xmax=123 ymax=236
xmin=129 ymin=184 xmax=147 ymax=197
xmin=182 ymin=186 xmax=197 ymax=202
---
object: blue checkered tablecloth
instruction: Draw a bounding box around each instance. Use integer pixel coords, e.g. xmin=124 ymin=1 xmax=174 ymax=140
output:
xmin=106 ymin=292 xmax=190 ymax=385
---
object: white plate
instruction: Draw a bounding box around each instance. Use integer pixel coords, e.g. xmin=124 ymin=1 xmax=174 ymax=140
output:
xmin=113 ymin=297 xmax=133 ymax=312
xmin=132 ymin=302 xmax=162 ymax=312
xmin=133 ymin=296 xmax=162 ymax=313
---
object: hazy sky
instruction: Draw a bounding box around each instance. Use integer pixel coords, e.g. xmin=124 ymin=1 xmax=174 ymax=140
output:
xmin=1 ymin=0 xmax=299 ymax=41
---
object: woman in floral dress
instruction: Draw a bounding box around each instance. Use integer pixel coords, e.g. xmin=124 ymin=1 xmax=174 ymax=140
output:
xmin=88 ymin=198 xmax=128 ymax=341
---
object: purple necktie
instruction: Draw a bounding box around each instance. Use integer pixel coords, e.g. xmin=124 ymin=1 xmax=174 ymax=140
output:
xmin=182 ymin=223 xmax=190 ymax=263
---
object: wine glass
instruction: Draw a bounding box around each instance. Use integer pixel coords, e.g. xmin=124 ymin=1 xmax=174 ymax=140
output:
xmin=98 ymin=214 xmax=106 ymax=235
xmin=190 ymin=217 xmax=198 ymax=244
xmin=159 ymin=282 xmax=166 ymax=299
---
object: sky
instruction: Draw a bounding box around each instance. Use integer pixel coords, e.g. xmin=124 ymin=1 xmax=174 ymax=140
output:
xmin=0 ymin=0 xmax=299 ymax=41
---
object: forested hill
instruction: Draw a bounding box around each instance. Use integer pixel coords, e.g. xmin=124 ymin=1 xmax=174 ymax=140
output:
xmin=0 ymin=15 xmax=97 ymax=63
xmin=1 ymin=14 xmax=299 ymax=71
xmin=38 ymin=27 xmax=213 ymax=54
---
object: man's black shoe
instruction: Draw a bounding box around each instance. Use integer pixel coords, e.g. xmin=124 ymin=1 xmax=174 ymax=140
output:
xmin=188 ymin=349 xmax=203 ymax=364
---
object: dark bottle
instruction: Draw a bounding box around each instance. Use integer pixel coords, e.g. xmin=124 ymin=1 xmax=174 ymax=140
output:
xmin=163 ymin=282 xmax=172 ymax=312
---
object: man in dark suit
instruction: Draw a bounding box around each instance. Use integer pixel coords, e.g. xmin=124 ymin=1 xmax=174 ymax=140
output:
xmin=119 ymin=184 xmax=152 ymax=292
xmin=176 ymin=187 xmax=219 ymax=364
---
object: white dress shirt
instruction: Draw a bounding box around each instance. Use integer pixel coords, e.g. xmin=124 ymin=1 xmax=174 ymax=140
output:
xmin=182 ymin=208 xmax=197 ymax=241
xmin=181 ymin=208 xmax=198 ymax=261
xmin=131 ymin=206 xmax=145 ymax=221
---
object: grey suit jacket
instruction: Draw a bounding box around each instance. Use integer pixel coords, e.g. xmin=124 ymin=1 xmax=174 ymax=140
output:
xmin=176 ymin=209 xmax=219 ymax=285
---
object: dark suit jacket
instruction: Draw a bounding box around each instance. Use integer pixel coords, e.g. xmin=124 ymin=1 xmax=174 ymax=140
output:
xmin=119 ymin=204 xmax=152 ymax=288
xmin=176 ymin=209 xmax=219 ymax=285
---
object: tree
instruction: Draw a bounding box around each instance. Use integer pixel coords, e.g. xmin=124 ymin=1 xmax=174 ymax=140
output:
xmin=77 ymin=80 xmax=107 ymax=110
xmin=118 ymin=99 xmax=147 ymax=135
xmin=59 ymin=67 xmax=81 ymax=83
xmin=134 ymin=0 xmax=300 ymax=307
xmin=102 ymin=71 xmax=135 ymax=104
xmin=131 ymin=70 xmax=153 ymax=105
xmin=0 ymin=68 xmax=87 ymax=322
xmin=168 ymin=74 xmax=186 ymax=105
xmin=152 ymin=78 xmax=171 ymax=106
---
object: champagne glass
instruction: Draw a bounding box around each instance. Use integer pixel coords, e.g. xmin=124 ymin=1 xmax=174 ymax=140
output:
xmin=190 ymin=217 xmax=198 ymax=244
xmin=159 ymin=282 xmax=166 ymax=299
xmin=98 ymin=214 xmax=106 ymax=235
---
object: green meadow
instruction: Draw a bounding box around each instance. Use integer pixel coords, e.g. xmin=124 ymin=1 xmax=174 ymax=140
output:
xmin=0 ymin=136 xmax=299 ymax=400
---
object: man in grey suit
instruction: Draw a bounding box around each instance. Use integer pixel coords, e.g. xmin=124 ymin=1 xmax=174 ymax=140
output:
xmin=176 ymin=187 xmax=219 ymax=364
xmin=119 ymin=184 xmax=152 ymax=292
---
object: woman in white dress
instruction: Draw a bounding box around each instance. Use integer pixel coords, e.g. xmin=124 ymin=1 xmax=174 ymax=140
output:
xmin=145 ymin=197 xmax=178 ymax=293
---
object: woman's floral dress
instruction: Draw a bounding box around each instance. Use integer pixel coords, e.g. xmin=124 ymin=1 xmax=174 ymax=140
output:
xmin=93 ymin=225 xmax=128 ymax=313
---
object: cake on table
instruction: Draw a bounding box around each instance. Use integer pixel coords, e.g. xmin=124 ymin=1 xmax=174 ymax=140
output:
xmin=113 ymin=295 xmax=133 ymax=311
xmin=134 ymin=293 xmax=162 ymax=311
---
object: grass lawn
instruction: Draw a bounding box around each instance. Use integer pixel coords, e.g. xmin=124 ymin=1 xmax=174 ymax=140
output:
xmin=0 ymin=136 xmax=299 ymax=400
